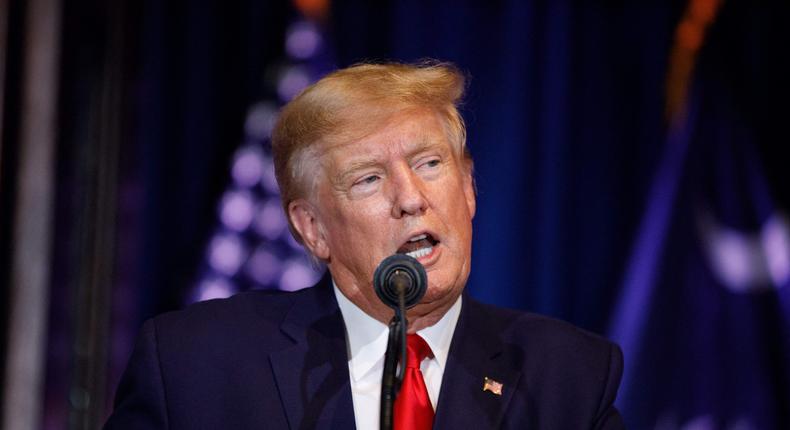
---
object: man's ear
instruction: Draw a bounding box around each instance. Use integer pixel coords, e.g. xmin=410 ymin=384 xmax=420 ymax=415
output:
xmin=462 ymin=158 xmax=476 ymax=218
xmin=288 ymin=199 xmax=330 ymax=259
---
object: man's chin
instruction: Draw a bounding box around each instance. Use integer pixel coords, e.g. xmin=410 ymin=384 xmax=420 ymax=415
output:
xmin=414 ymin=281 xmax=462 ymax=309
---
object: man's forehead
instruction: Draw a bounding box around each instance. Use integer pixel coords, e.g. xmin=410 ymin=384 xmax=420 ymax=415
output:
xmin=320 ymin=112 xmax=450 ymax=158
xmin=330 ymin=134 xmax=445 ymax=158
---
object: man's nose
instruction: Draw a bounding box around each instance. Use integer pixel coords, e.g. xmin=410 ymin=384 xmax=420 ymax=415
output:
xmin=390 ymin=166 xmax=428 ymax=218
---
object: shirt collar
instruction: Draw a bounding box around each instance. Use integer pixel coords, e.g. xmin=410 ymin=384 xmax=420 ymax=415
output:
xmin=333 ymin=280 xmax=463 ymax=382
xmin=416 ymin=292 xmax=461 ymax=373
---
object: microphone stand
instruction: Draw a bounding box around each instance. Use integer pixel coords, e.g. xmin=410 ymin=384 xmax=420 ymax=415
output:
xmin=379 ymin=274 xmax=409 ymax=430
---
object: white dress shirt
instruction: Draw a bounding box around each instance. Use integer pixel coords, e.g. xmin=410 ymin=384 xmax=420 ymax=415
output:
xmin=333 ymin=283 xmax=462 ymax=430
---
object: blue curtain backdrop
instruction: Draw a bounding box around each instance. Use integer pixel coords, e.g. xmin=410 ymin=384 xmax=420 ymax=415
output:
xmin=97 ymin=0 xmax=790 ymax=427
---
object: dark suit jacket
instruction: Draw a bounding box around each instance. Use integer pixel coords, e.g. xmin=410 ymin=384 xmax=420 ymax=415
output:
xmin=105 ymin=278 xmax=624 ymax=429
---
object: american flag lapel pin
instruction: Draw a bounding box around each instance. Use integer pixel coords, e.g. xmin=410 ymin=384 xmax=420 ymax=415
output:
xmin=482 ymin=377 xmax=503 ymax=396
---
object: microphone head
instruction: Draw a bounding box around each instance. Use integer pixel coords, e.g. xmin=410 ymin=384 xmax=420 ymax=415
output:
xmin=373 ymin=254 xmax=428 ymax=310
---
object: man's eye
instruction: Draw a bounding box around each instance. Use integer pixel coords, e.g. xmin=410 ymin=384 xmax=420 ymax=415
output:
xmin=357 ymin=175 xmax=380 ymax=185
xmin=419 ymin=159 xmax=441 ymax=170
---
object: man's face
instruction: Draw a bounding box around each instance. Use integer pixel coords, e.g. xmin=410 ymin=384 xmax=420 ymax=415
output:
xmin=290 ymin=109 xmax=476 ymax=324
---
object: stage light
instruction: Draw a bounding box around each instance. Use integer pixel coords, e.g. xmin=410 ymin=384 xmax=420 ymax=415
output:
xmin=245 ymin=246 xmax=282 ymax=285
xmin=244 ymin=102 xmax=278 ymax=140
xmin=254 ymin=199 xmax=287 ymax=240
xmin=762 ymin=214 xmax=790 ymax=286
xmin=231 ymin=145 xmax=265 ymax=188
xmin=286 ymin=21 xmax=322 ymax=60
xmin=219 ymin=190 xmax=256 ymax=232
xmin=280 ymin=258 xmax=320 ymax=292
xmin=208 ymin=233 xmax=247 ymax=276
xmin=195 ymin=277 xmax=236 ymax=302
xmin=277 ymin=66 xmax=310 ymax=102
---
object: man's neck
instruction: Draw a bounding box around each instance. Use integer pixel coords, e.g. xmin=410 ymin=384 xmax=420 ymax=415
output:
xmin=332 ymin=280 xmax=460 ymax=332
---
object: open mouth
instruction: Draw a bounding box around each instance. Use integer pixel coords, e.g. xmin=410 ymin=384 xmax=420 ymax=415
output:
xmin=396 ymin=233 xmax=439 ymax=259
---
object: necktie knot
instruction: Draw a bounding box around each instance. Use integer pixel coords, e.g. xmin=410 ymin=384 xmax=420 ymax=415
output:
xmin=406 ymin=334 xmax=432 ymax=369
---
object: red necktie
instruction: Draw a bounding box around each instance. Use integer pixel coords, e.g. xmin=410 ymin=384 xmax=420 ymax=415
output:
xmin=394 ymin=334 xmax=434 ymax=430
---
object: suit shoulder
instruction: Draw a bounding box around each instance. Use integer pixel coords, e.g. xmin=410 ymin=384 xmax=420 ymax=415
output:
xmin=155 ymin=289 xmax=289 ymax=329
xmin=148 ymin=286 xmax=322 ymax=352
xmin=462 ymin=299 xmax=624 ymax=425
xmin=467 ymin=299 xmax=622 ymax=372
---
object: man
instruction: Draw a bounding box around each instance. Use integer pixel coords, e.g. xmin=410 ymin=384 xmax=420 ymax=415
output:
xmin=106 ymin=62 xmax=624 ymax=429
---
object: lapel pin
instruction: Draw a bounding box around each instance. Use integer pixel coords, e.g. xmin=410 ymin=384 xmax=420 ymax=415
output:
xmin=482 ymin=377 xmax=503 ymax=396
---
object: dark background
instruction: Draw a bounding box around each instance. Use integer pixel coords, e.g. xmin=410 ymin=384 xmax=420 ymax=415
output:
xmin=1 ymin=0 xmax=788 ymax=428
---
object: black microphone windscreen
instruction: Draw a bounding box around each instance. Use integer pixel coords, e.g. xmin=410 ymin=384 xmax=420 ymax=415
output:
xmin=373 ymin=254 xmax=427 ymax=310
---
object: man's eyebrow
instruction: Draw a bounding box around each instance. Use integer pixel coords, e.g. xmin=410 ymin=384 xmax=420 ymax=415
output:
xmin=405 ymin=139 xmax=448 ymax=158
xmin=330 ymin=138 xmax=448 ymax=185
xmin=332 ymin=158 xmax=381 ymax=185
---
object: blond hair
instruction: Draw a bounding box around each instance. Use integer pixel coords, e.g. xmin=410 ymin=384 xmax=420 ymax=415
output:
xmin=272 ymin=61 xmax=468 ymax=243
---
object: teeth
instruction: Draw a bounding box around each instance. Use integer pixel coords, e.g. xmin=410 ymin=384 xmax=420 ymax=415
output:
xmin=406 ymin=247 xmax=432 ymax=259
xmin=409 ymin=234 xmax=428 ymax=242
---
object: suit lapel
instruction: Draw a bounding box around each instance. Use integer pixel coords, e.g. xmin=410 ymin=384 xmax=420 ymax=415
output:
xmin=433 ymin=296 xmax=523 ymax=429
xmin=269 ymin=280 xmax=356 ymax=430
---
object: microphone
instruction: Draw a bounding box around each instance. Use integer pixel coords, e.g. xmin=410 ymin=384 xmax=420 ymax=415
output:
xmin=373 ymin=254 xmax=428 ymax=310
xmin=374 ymin=254 xmax=427 ymax=430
